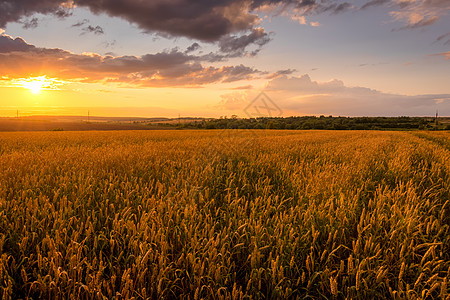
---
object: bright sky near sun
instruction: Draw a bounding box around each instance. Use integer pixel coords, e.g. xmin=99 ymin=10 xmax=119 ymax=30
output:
xmin=0 ymin=0 xmax=449 ymax=117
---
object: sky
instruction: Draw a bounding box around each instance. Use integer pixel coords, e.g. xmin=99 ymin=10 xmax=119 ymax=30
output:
xmin=0 ymin=0 xmax=449 ymax=118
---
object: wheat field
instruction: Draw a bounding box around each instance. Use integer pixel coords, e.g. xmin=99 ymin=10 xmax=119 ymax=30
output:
xmin=0 ymin=130 xmax=449 ymax=299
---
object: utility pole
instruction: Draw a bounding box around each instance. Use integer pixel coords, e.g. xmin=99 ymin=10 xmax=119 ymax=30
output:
xmin=435 ymin=110 xmax=438 ymax=127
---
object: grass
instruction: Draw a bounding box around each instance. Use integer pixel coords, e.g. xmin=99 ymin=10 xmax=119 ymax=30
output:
xmin=0 ymin=130 xmax=449 ymax=299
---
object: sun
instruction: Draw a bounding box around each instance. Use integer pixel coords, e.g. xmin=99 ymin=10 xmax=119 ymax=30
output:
xmin=18 ymin=76 xmax=60 ymax=95
xmin=22 ymin=79 xmax=45 ymax=94
xmin=7 ymin=76 xmax=65 ymax=97
xmin=11 ymin=76 xmax=65 ymax=95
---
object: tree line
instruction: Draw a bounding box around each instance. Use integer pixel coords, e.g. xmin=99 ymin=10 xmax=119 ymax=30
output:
xmin=163 ymin=116 xmax=449 ymax=130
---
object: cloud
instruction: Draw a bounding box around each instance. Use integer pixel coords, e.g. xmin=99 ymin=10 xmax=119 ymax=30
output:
xmin=72 ymin=19 xmax=104 ymax=35
xmin=0 ymin=0 xmax=73 ymax=28
xmin=428 ymin=51 xmax=450 ymax=60
xmin=185 ymin=43 xmax=200 ymax=54
xmin=265 ymin=75 xmax=450 ymax=116
xmin=81 ymin=25 xmax=104 ymax=35
xmin=388 ymin=0 xmax=449 ymax=29
xmin=0 ymin=0 xmax=296 ymax=55
xmin=102 ymin=40 xmax=117 ymax=50
xmin=331 ymin=2 xmax=353 ymax=14
xmin=0 ymin=35 xmax=35 ymax=52
xmin=360 ymin=0 xmax=390 ymax=10
xmin=291 ymin=15 xmax=307 ymax=25
xmin=1 ymin=0 xmax=446 ymax=40
xmin=358 ymin=0 xmax=449 ymax=30
xmin=0 ymin=33 xmax=262 ymax=87
xmin=0 ymin=0 xmax=357 ymax=42
xmin=266 ymin=69 xmax=297 ymax=79
xmin=72 ymin=19 xmax=89 ymax=27
xmin=230 ymin=85 xmax=253 ymax=90
xmin=218 ymin=28 xmax=272 ymax=56
xmin=219 ymin=74 xmax=450 ymax=116
xmin=218 ymin=91 xmax=251 ymax=111
xmin=266 ymin=74 xmax=348 ymax=94
xmin=0 ymin=0 xmax=445 ymax=66
xmin=21 ymin=17 xmax=39 ymax=29
xmin=391 ymin=13 xmax=439 ymax=29
xmin=435 ymin=32 xmax=450 ymax=45
xmin=0 ymin=0 xmax=257 ymax=41
xmin=220 ymin=64 xmax=259 ymax=83
xmin=280 ymin=1 xmax=351 ymax=26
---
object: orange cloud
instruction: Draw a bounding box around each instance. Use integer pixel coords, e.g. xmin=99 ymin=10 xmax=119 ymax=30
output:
xmin=0 ymin=34 xmax=261 ymax=87
xmin=428 ymin=51 xmax=450 ymax=60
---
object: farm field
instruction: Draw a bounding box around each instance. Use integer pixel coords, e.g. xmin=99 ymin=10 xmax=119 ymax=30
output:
xmin=0 ymin=130 xmax=449 ymax=299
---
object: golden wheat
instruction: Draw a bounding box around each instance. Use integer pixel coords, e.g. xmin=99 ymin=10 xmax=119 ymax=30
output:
xmin=0 ymin=130 xmax=448 ymax=299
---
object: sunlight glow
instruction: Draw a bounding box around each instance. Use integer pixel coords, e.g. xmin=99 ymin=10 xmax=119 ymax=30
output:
xmin=11 ymin=76 xmax=65 ymax=95
xmin=22 ymin=79 xmax=45 ymax=94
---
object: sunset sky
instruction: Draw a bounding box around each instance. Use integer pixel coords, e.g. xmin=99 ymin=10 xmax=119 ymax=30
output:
xmin=0 ymin=0 xmax=449 ymax=118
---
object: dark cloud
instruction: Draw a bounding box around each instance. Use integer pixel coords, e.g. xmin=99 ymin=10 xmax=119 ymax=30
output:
xmin=0 ymin=34 xmax=262 ymax=87
xmin=21 ymin=17 xmax=39 ymax=29
xmin=74 ymin=0 xmax=257 ymax=41
xmin=360 ymin=0 xmax=390 ymax=10
xmin=332 ymin=2 xmax=353 ymax=13
xmin=0 ymin=35 xmax=35 ymax=52
xmin=54 ymin=7 xmax=72 ymax=18
xmin=219 ymin=28 xmax=272 ymax=56
xmin=1 ymin=1 xmax=447 ymax=39
xmin=185 ymin=43 xmax=200 ymax=53
xmin=72 ymin=19 xmax=104 ymax=35
xmin=72 ymin=19 xmax=89 ymax=27
xmin=221 ymin=64 xmax=258 ymax=82
xmin=0 ymin=0 xmax=358 ymax=42
xmin=0 ymin=0 xmax=73 ymax=28
xmin=266 ymin=69 xmax=297 ymax=79
xmin=81 ymin=25 xmax=104 ymax=35
xmin=251 ymin=0 xmax=321 ymax=12
xmin=0 ymin=0 xmax=445 ymax=57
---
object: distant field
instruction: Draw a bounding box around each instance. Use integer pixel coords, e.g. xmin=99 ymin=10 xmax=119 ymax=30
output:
xmin=0 ymin=118 xmax=161 ymax=132
xmin=0 ymin=130 xmax=449 ymax=299
xmin=0 ymin=116 xmax=204 ymax=132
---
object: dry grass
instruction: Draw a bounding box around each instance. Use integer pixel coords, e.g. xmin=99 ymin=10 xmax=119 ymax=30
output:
xmin=0 ymin=130 xmax=449 ymax=299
